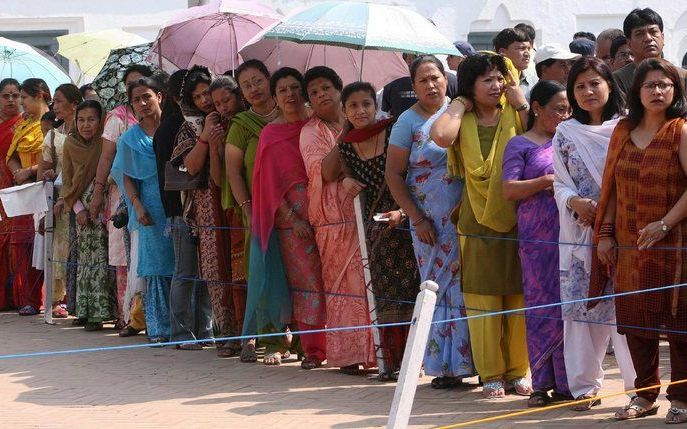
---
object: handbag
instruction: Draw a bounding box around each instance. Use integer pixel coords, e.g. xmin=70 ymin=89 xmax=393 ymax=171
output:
xmin=164 ymin=146 xmax=208 ymax=191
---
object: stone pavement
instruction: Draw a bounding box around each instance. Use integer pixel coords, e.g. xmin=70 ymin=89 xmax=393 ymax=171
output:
xmin=0 ymin=312 xmax=674 ymax=428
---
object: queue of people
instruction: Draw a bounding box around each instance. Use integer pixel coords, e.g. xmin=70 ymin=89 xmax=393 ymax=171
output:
xmin=0 ymin=6 xmax=686 ymax=424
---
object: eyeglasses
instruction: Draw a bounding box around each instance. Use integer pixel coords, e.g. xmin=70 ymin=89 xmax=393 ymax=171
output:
xmin=0 ymin=93 xmax=20 ymax=100
xmin=641 ymin=81 xmax=674 ymax=92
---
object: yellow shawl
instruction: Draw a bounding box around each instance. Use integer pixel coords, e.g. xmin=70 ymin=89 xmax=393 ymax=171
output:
xmin=6 ymin=116 xmax=43 ymax=167
xmin=446 ymin=54 xmax=523 ymax=232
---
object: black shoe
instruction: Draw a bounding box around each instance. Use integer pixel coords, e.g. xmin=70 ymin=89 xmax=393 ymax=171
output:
xmin=119 ymin=326 xmax=142 ymax=337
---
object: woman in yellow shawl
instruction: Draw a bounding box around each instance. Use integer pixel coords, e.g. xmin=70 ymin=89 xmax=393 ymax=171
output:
xmin=7 ymin=78 xmax=50 ymax=316
xmin=431 ymin=53 xmax=531 ymax=399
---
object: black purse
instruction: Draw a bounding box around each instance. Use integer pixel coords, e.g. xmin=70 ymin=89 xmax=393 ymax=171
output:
xmin=164 ymin=147 xmax=208 ymax=191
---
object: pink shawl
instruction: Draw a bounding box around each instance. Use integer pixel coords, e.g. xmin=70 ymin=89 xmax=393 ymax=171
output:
xmin=251 ymin=119 xmax=309 ymax=250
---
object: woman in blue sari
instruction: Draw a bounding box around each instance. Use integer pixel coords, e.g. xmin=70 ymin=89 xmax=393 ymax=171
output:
xmin=112 ymin=77 xmax=174 ymax=343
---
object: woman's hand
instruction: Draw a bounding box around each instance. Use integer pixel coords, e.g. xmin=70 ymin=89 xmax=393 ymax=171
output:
xmin=53 ymin=199 xmax=65 ymax=218
xmin=380 ymin=210 xmax=403 ymax=229
xmin=292 ymin=216 xmax=314 ymax=241
xmin=134 ymin=201 xmax=154 ymax=226
xmin=342 ymin=177 xmax=366 ymax=198
xmin=569 ymin=197 xmax=597 ymax=226
xmin=637 ymin=220 xmax=668 ymax=250
xmin=414 ymin=216 xmax=437 ymax=246
xmin=201 ymin=112 xmax=220 ymax=141
xmin=89 ymin=191 xmax=104 ymax=221
xmin=42 ymin=169 xmax=57 ymax=181
xmin=504 ymin=69 xmax=527 ymax=110
xmin=76 ymin=209 xmax=88 ymax=226
xmin=453 ymin=96 xmax=473 ymax=113
xmin=13 ymin=168 xmax=31 ymax=184
xmin=208 ymin=124 xmax=225 ymax=150
xmin=597 ymin=236 xmax=617 ymax=267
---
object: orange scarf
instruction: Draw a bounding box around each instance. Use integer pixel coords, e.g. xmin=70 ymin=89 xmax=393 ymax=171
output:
xmin=590 ymin=118 xmax=686 ymax=315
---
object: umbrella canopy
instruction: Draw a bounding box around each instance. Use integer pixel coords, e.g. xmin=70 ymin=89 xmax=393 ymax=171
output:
xmin=149 ymin=0 xmax=280 ymax=74
xmin=240 ymin=37 xmax=408 ymax=90
xmin=91 ymin=43 xmax=162 ymax=111
xmin=0 ymin=37 xmax=72 ymax=91
xmin=264 ymin=1 xmax=460 ymax=56
xmin=57 ymin=29 xmax=148 ymax=79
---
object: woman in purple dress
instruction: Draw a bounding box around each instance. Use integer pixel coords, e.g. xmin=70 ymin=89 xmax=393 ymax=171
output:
xmin=502 ymin=80 xmax=572 ymax=407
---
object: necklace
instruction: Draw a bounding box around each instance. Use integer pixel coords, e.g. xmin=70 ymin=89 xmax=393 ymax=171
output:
xmin=250 ymin=104 xmax=278 ymax=119
xmin=356 ymin=133 xmax=381 ymax=160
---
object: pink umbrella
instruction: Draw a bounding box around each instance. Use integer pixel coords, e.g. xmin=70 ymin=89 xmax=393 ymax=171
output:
xmin=149 ymin=0 xmax=280 ymax=74
xmin=239 ymin=36 xmax=408 ymax=90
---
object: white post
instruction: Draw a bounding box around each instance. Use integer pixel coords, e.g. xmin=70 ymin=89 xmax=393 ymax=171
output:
xmin=387 ymin=280 xmax=438 ymax=429
xmin=43 ymin=181 xmax=54 ymax=325
xmin=353 ymin=195 xmax=386 ymax=375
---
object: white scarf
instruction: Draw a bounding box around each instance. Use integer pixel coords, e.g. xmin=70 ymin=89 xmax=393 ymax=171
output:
xmin=552 ymin=117 xmax=620 ymax=273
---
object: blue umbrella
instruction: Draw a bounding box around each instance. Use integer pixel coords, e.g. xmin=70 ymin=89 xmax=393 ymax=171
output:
xmin=0 ymin=37 xmax=72 ymax=91
xmin=263 ymin=1 xmax=460 ymax=56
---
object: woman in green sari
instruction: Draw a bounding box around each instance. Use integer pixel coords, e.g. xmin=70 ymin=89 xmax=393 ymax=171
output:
xmin=225 ymin=59 xmax=278 ymax=362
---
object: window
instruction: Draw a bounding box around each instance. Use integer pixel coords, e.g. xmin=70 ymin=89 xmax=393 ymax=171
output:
xmin=0 ymin=30 xmax=69 ymax=70
xmin=468 ymin=32 xmax=499 ymax=52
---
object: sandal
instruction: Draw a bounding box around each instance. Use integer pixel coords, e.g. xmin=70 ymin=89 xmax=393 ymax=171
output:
xmin=113 ymin=319 xmax=127 ymax=330
xmin=550 ymin=391 xmax=574 ymax=404
xmin=571 ymin=394 xmax=601 ymax=411
xmin=176 ymin=343 xmax=204 ymax=351
xmin=528 ymin=391 xmax=551 ymax=408
xmin=431 ymin=377 xmax=466 ymax=389
xmin=506 ymin=377 xmax=533 ymax=396
xmin=216 ymin=345 xmax=240 ymax=358
xmin=339 ymin=364 xmax=361 ymax=375
xmin=240 ymin=341 xmax=258 ymax=363
xmin=482 ymin=380 xmax=506 ymax=399
xmin=301 ymin=356 xmax=324 ymax=370
xmin=18 ymin=305 xmax=38 ymax=316
xmin=666 ymin=407 xmax=687 ymax=424
xmin=264 ymin=352 xmax=282 ymax=366
xmin=119 ymin=326 xmax=142 ymax=337
xmin=614 ymin=396 xmax=659 ymax=420
xmin=52 ymin=306 xmax=68 ymax=318
xmin=378 ymin=371 xmax=400 ymax=382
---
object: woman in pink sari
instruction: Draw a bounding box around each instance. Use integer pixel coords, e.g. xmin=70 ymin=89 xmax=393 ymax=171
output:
xmin=299 ymin=66 xmax=376 ymax=374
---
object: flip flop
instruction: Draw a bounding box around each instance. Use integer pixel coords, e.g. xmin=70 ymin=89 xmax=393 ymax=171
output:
xmin=571 ymin=395 xmax=601 ymax=411
xmin=614 ymin=397 xmax=659 ymax=420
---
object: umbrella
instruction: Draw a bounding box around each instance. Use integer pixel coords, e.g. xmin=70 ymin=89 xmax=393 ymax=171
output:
xmin=57 ymin=29 xmax=148 ymax=79
xmin=0 ymin=37 xmax=72 ymax=91
xmin=91 ymin=43 xmax=161 ymax=111
xmin=148 ymin=0 xmax=281 ymax=74
xmin=263 ymin=1 xmax=460 ymax=56
xmin=239 ymin=36 xmax=408 ymax=90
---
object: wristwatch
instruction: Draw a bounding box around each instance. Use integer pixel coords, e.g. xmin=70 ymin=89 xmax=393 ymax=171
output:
xmin=660 ymin=219 xmax=670 ymax=233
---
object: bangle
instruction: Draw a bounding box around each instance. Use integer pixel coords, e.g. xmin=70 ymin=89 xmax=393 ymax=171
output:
xmin=412 ymin=216 xmax=427 ymax=227
xmin=452 ymin=97 xmax=466 ymax=108
xmin=198 ymin=137 xmax=209 ymax=145
xmin=130 ymin=193 xmax=139 ymax=202
xmin=516 ymin=102 xmax=529 ymax=112
xmin=598 ymin=222 xmax=615 ymax=238
xmin=239 ymin=199 xmax=251 ymax=208
xmin=398 ymin=208 xmax=406 ymax=218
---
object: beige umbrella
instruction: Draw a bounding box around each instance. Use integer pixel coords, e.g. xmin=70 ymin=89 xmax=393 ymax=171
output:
xmin=57 ymin=29 xmax=148 ymax=80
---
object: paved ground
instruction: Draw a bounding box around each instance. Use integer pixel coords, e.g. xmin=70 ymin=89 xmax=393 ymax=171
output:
xmin=0 ymin=311 xmax=674 ymax=428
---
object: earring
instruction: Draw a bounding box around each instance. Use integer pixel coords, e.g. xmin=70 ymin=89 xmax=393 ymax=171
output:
xmin=534 ymin=112 xmax=539 ymax=117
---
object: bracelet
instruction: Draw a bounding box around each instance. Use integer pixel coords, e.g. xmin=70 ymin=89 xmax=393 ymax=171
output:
xmin=412 ymin=216 xmax=427 ymax=227
xmin=452 ymin=97 xmax=467 ymax=108
xmin=398 ymin=208 xmax=406 ymax=218
xmin=597 ymin=222 xmax=615 ymax=238
xmin=198 ymin=137 xmax=209 ymax=145
xmin=515 ymin=102 xmax=529 ymax=112
xmin=130 ymin=193 xmax=140 ymax=202
xmin=239 ymin=199 xmax=251 ymax=208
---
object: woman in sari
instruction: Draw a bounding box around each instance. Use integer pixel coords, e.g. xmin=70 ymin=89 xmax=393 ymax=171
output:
xmin=92 ymin=65 xmax=153 ymax=334
xmin=431 ymin=53 xmax=530 ymax=398
xmin=7 ymin=78 xmax=50 ymax=316
xmin=173 ymin=66 xmax=240 ymax=356
xmin=386 ymin=56 xmax=475 ymax=389
xmin=594 ymin=58 xmax=687 ymax=423
xmin=502 ymin=80 xmax=572 ymax=406
xmin=248 ymin=67 xmax=326 ymax=367
xmin=300 ymin=67 xmax=376 ymax=374
xmin=112 ymin=77 xmax=174 ymax=343
xmin=552 ymin=57 xmax=636 ymax=410
xmin=335 ymin=80 xmax=419 ymax=380
xmin=40 ymin=83 xmax=83 ymax=319
xmin=61 ymin=100 xmax=116 ymax=330
xmin=0 ymin=78 xmax=21 ymax=310
xmin=226 ymin=60 xmax=278 ymax=362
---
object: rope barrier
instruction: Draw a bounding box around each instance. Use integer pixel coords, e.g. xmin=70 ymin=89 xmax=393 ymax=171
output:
xmin=436 ymin=378 xmax=687 ymax=428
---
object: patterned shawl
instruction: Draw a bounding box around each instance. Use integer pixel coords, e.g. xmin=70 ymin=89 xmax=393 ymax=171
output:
xmin=590 ymin=118 xmax=686 ymax=315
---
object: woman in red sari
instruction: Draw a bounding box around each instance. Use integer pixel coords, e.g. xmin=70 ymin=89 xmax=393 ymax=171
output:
xmin=0 ymin=78 xmax=22 ymax=310
xmin=7 ymin=78 xmax=50 ymax=315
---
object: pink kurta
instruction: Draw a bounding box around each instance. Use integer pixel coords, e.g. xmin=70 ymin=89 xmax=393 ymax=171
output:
xmin=299 ymin=117 xmax=375 ymax=368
